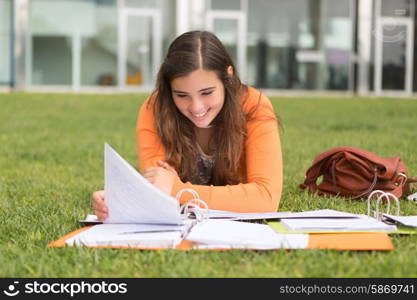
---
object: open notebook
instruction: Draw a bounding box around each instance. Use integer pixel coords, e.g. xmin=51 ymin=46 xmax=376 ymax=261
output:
xmin=63 ymin=143 xmax=309 ymax=250
xmin=49 ymin=144 xmax=394 ymax=251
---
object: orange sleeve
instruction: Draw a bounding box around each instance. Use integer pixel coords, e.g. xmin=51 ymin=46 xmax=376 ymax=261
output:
xmin=136 ymin=94 xmax=166 ymax=171
xmin=136 ymin=89 xmax=283 ymax=213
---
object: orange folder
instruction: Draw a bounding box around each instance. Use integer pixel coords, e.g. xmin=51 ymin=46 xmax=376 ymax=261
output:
xmin=308 ymin=232 xmax=393 ymax=250
xmin=48 ymin=227 xmax=393 ymax=251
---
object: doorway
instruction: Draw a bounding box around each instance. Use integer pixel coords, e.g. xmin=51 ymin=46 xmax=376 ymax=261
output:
xmin=118 ymin=7 xmax=162 ymax=88
xmin=205 ymin=9 xmax=247 ymax=81
xmin=374 ymin=0 xmax=415 ymax=95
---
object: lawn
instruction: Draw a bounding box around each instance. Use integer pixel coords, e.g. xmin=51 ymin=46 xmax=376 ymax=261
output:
xmin=0 ymin=92 xmax=417 ymax=277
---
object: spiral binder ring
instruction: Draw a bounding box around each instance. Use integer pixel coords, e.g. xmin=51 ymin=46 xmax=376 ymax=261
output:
xmin=176 ymin=188 xmax=209 ymax=222
xmin=367 ymin=190 xmax=400 ymax=221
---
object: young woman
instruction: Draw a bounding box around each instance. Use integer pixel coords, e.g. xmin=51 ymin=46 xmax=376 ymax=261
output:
xmin=93 ymin=31 xmax=282 ymax=221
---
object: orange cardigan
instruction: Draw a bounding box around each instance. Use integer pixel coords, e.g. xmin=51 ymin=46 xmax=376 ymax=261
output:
xmin=136 ymin=86 xmax=283 ymax=212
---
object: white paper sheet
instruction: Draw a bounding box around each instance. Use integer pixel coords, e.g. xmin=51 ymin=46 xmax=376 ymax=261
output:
xmin=280 ymin=215 xmax=397 ymax=232
xmin=104 ymin=143 xmax=183 ymax=225
xmin=281 ymin=209 xmax=360 ymax=219
xmin=65 ymin=224 xmax=184 ymax=248
xmin=383 ymin=214 xmax=417 ymax=228
xmin=186 ymin=220 xmax=309 ymax=249
xmin=188 ymin=209 xmax=293 ymax=220
xmin=187 ymin=209 xmax=361 ymax=221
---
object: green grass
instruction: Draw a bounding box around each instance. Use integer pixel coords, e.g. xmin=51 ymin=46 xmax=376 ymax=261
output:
xmin=1 ymin=92 xmax=417 ymax=277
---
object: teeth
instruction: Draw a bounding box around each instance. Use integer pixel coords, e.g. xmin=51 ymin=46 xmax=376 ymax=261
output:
xmin=193 ymin=110 xmax=208 ymax=118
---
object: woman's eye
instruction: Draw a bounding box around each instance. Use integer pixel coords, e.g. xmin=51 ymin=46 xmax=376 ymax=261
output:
xmin=176 ymin=94 xmax=187 ymax=98
xmin=202 ymin=91 xmax=213 ymax=96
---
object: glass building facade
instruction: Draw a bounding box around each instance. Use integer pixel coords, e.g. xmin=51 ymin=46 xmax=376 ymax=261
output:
xmin=0 ymin=0 xmax=12 ymax=86
xmin=1 ymin=0 xmax=416 ymax=96
xmin=25 ymin=0 xmax=176 ymax=89
xmin=245 ymin=0 xmax=354 ymax=90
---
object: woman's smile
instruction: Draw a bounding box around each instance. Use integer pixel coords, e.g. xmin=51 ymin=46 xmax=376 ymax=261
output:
xmin=171 ymin=68 xmax=225 ymax=128
xmin=191 ymin=108 xmax=211 ymax=121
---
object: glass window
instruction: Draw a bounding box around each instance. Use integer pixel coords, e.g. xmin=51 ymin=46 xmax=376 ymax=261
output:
xmin=206 ymin=1 xmax=244 ymax=81
xmin=81 ymin=0 xmax=118 ymax=86
xmin=32 ymin=36 xmax=72 ymax=85
xmin=121 ymin=0 xmax=176 ymax=87
xmin=0 ymin=0 xmax=12 ymax=85
xmin=247 ymin=0 xmax=353 ymax=90
xmin=323 ymin=0 xmax=352 ymax=90
xmin=125 ymin=0 xmax=158 ymax=9
xmin=160 ymin=0 xmax=177 ymax=54
xmin=213 ymin=19 xmax=238 ymax=65
xmin=247 ymin=0 xmax=312 ymax=89
xmin=29 ymin=0 xmax=96 ymax=86
xmin=210 ymin=0 xmax=241 ymax=10
xmin=381 ymin=24 xmax=407 ymax=90
xmin=82 ymin=0 xmax=176 ymax=87
xmin=372 ymin=0 xmax=414 ymax=93
xmin=29 ymin=0 xmax=176 ymax=88
xmin=28 ymin=0 xmax=120 ymax=87
xmin=381 ymin=0 xmax=411 ymax=17
xmin=125 ymin=14 xmax=153 ymax=86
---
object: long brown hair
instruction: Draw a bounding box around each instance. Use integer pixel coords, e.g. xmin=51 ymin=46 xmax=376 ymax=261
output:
xmin=152 ymin=31 xmax=254 ymax=185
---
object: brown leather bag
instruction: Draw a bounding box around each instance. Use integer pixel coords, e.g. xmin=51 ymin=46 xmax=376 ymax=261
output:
xmin=300 ymin=146 xmax=417 ymax=199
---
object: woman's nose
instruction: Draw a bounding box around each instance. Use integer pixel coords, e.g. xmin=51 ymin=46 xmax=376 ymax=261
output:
xmin=189 ymin=97 xmax=205 ymax=113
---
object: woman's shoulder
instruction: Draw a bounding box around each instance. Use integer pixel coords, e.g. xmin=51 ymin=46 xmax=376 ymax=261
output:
xmin=138 ymin=91 xmax=158 ymax=127
xmin=241 ymin=85 xmax=274 ymax=113
xmin=139 ymin=91 xmax=159 ymax=117
xmin=141 ymin=91 xmax=158 ymax=108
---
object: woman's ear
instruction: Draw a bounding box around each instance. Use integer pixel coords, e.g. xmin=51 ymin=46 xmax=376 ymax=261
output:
xmin=227 ymin=66 xmax=234 ymax=76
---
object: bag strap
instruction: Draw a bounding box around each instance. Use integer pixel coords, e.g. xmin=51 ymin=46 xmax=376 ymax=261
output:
xmin=350 ymin=168 xmax=378 ymax=199
xmin=407 ymin=177 xmax=417 ymax=184
xmin=406 ymin=177 xmax=417 ymax=193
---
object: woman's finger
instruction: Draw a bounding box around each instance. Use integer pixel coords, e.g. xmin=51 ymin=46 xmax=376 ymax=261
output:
xmin=157 ymin=160 xmax=176 ymax=172
xmin=94 ymin=204 xmax=106 ymax=214
xmin=92 ymin=191 xmax=105 ymax=202
xmin=158 ymin=160 xmax=170 ymax=168
xmin=91 ymin=190 xmax=107 ymax=221
xmin=93 ymin=200 xmax=107 ymax=212
xmin=145 ymin=176 xmax=155 ymax=184
xmin=96 ymin=211 xmax=108 ymax=222
xmin=143 ymin=167 xmax=157 ymax=176
xmin=143 ymin=170 xmax=156 ymax=178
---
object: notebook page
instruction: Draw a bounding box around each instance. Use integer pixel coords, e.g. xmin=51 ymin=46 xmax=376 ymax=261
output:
xmin=188 ymin=209 xmax=293 ymax=220
xmin=383 ymin=214 xmax=417 ymax=227
xmin=188 ymin=208 xmax=359 ymax=220
xmin=65 ymin=224 xmax=184 ymax=248
xmin=186 ymin=220 xmax=308 ymax=249
xmin=281 ymin=216 xmax=397 ymax=232
xmin=282 ymin=209 xmax=360 ymax=219
xmin=104 ymin=143 xmax=182 ymax=225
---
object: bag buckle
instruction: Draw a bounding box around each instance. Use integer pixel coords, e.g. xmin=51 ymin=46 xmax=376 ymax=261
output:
xmin=395 ymin=172 xmax=407 ymax=186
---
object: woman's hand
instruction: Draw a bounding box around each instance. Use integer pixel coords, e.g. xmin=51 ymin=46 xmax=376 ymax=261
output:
xmin=143 ymin=160 xmax=178 ymax=195
xmin=92 ymin=190 xmax=108 ymax=221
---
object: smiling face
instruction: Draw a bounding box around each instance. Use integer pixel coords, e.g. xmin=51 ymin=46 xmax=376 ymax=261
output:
xmin=171 ymin=68 xmax=225 ymax=129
